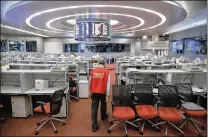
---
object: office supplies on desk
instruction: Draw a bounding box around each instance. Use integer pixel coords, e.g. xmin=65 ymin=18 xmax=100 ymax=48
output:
xmin=35 ymin=80 xmax=49 ymax=90
xmin=50 ymin=66 xmax=68 ymax=72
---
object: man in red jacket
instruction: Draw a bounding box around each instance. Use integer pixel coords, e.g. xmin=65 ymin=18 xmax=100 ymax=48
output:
xmin=90 ymin=57 xmax=110 ymax=132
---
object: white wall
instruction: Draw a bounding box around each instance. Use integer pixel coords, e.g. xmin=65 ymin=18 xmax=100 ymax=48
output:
xmin=44 ymin=41 xmax=63 ymax=53
xmin=1 ymin=34 xmax=44 ymax=52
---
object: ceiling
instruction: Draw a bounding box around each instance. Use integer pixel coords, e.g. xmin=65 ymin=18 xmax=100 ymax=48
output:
xmin=1 ymin=1 xmax=207 ymax=38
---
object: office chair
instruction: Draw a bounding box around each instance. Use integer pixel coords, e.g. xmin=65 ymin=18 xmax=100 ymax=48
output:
xmin=131 ymin=84 xmax=160 ymax=135
xmin=34 ymin=87 xmax=67 ymax=135
xmin=0 ymin=104 xmax=5 ymax=123
xmin=175 ymin=83 xmax=207 ymax=137
xmin=155 ymin=85 xmax=184 ymax=137
xmin=107 ymin=85 xmax=138 ymax=137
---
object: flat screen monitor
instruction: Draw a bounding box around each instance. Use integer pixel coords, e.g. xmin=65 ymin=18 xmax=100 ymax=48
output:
xmin=170 ymin=40 xmax=184 ymax=54
xmin=184 ymin=39 xmax=207 ymax=55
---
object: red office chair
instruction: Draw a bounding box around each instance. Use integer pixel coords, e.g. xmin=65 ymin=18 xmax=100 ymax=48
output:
xmin=131 ymin=84 xmax=160 ymax=135
xmin=34 ymin=87 xmax=67 ymax=135
xmin=175 ymin=83 xmax=207 ymax=137
xmin=155 ymin=85 xmax=184 ymax=137
xmin=107 ymin=85 xmax=138 ymax=137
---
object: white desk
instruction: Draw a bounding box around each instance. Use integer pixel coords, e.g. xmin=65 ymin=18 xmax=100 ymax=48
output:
xmin=1 ymin=86 xmax=22 ymax=94
xmin=24 ymin=87 xmax=69 ymax=119
xmin=2 ymin=69 xmax=65 ymax=74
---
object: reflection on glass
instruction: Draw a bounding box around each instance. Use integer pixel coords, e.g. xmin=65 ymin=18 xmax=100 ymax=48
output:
xmin=1 ymin=40 xmax=7 ymax=52
xmin=9 ymin=40 xmax=25 ymax=52
xmin=26 ymin=41 xmax=37 ymax=52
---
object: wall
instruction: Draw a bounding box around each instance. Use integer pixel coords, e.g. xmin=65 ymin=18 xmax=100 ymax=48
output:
xmin=169 ymin=25 xmax=207 ymax=59
xmin=44 ymin=41 xmax=63 ymax=53
xmin=135 ymin=41 xmax=169 ymax=55
xmin=1 ymin=34 xmax=44 ymax=53
xmin=169 ymin=25 xmax=207 ymax=40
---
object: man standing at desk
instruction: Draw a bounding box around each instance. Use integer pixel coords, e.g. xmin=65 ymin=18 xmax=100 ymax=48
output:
xmin=90 ymin=57 xmax=110 ymax=132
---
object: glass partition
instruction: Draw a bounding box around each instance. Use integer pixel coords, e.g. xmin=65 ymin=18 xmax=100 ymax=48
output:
xmin=9 ymin=40 xmax=25 ymax=52
xmin=26 ymin=41 xmax=37 ymax=52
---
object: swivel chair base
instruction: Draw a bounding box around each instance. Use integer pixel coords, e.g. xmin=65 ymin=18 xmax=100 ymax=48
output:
xmin=35 ymin=115 xmax=66 ymax=135
xmin=132 ymin=118 xmax=160 ymax=135
xmin=155 ymin=121 xmax=184 ymax=137
xmin=70 ymin=95 xmax=79 ymax=101
xmin=107 ymin=120 xmax=138 ymax=137
xmin=180 ymin=116 xmax=205 ymax=137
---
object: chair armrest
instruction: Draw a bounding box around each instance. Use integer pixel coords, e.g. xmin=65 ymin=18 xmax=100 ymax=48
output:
xmin=198 ymin=94 xmax=207 ymax=98
xmin=178 ymin=95 xmax=186 ymax=100
xmin=153 ymin=95 xmax=160 ymax=100
xmin=36 ymin=101 xmax=46 ymax=105
xmin=36 ymin=101 xmax=46 ymax=113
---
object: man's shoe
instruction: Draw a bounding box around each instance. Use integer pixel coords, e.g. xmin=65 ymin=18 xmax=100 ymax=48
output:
xmin=92 ymin=127 xmax=99 ymax=132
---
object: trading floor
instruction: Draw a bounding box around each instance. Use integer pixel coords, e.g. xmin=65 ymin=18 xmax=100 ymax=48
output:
xmin=1 ymin=65 xmax=207 ymax=136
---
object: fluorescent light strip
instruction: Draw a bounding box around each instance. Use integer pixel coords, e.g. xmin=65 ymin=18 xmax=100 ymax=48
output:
xmin=164 ymin=20 xmax=207 ymax=34
xmin=1 ymin=24 xmax=49 ymax=37
xmin=26 ymin=5 xmax=166 ymax=33
xmin=46 ymin=13 xmax=145 ymax=32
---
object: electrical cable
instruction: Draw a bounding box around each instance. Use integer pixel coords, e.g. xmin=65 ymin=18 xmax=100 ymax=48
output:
xmin=50 ymin=73 xmax=65 ymax=87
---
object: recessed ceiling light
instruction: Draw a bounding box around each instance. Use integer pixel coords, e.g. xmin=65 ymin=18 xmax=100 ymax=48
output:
xmin=1 ymin=24 xmax=48 ymax=37
xmin=66 ymin=19 xmax=119 ymax=26
xmin=66 ymin=19 xmax=76 ymax=25
xmin=164 ymin=20 xmax=207 ymax=34
xmin=110 ymin=20 xmax=119 ymax=26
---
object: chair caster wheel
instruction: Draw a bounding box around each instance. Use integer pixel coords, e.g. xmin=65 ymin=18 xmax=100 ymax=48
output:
xmin=110 ymin=121 xmax=113 ymax=125
xmin=199 ymin=133 xmax=203 ymax=137
xmin=201 ymin=126 xmax=205 ymax=130
xmin=37 ymin=123 xmax=40 ymax=126
xmin=139 ymin=131 xmax=144 ymax=135
xmin=62 ymin=122 xmax=66 ymax=126
xmin=124 ymin=134 xmax=128 ymax=137
xmin=54 ymin=130 xmax=58 ymax=134
xmin=35 ymin=131 xmax=39 ymax=135
xmin=107 ymin=129 xmax=111 ymax=133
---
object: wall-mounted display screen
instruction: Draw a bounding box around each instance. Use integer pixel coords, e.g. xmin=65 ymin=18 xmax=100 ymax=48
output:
xmin=184 ymin=39 xmax=207 ymax=55
xmin=9 ymin=40 xmax=25 ymax=51
xmin=64 ymin=43 xmax=130 ymax=53
xmin=170 ymin=40 xmax=184 ymax=54
xmin=1 ymin=40 xmax=7 ymax=52
xmin=26 ymin=41 xmax=37 ymax=52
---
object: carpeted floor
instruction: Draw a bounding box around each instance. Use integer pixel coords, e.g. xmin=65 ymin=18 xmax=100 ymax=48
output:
xmin=0 ymin=65 xmax=207 ymax=136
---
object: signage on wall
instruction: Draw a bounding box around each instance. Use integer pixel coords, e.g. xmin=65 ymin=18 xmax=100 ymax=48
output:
xmin=149 ymin=41 xmax=169 ymax=47
xmin=74 ymin=19 xmax=111 ymax=41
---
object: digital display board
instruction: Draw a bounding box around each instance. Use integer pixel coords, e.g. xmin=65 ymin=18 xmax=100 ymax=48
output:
xmin=74 ymin=19 xmax=111 ymax=41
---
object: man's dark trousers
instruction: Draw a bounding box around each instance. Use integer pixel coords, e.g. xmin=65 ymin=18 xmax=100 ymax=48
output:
xmin=91 ymin=93 xmax=108 ymax=129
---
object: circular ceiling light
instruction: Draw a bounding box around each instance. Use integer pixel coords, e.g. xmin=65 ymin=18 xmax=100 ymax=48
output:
xmin=46 ymin=13 xmax=145 ymax=33
xmin=26 ymin=5 xmax=167 ymax=34
xmin=67 ymin=19 xmax=119 ymax=26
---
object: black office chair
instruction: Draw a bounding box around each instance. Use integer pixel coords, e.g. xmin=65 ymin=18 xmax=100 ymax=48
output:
xmin=155 ymin=85 xmax=184 ymax=137
xmin=34 ymin=87 xmax=67 ymax=135
xmin=107 ymin=85 xmax=138 ymax=137
xmin=131 ymin=84 xmax=160 ymax=135
xmin=175 ymin=83 xmax=206 ymax=137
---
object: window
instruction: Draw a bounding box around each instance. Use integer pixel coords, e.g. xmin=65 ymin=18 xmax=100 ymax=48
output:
xmin=26 ymin=41 xmax=37 ymax=52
